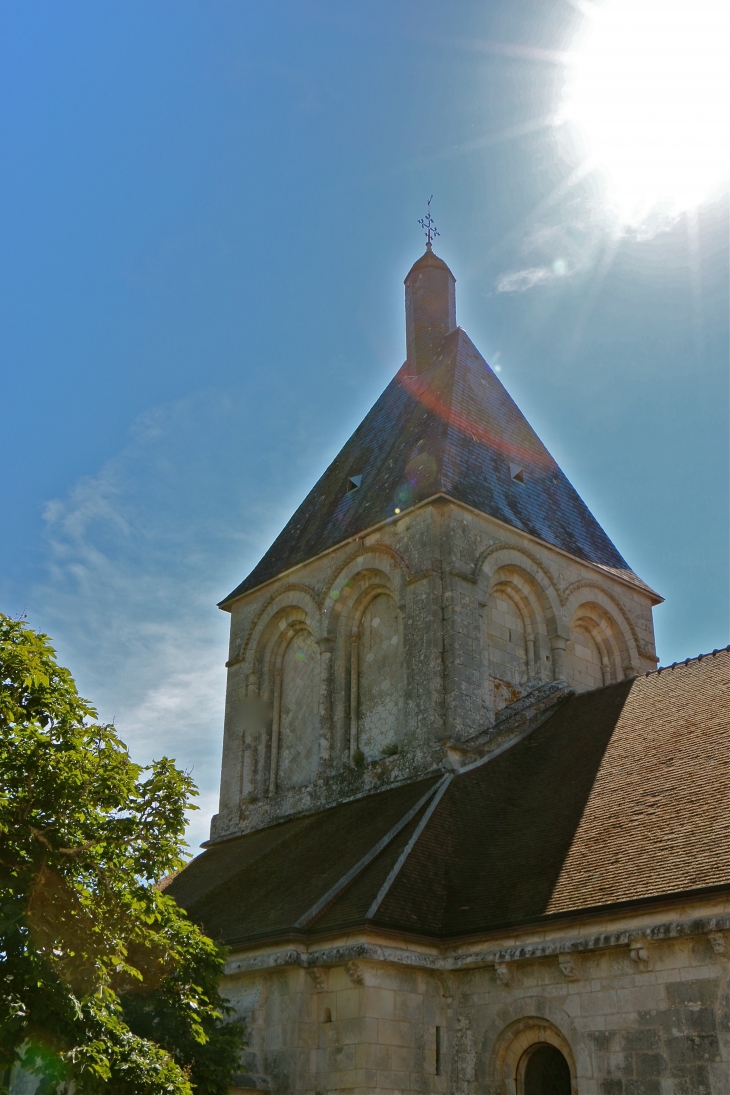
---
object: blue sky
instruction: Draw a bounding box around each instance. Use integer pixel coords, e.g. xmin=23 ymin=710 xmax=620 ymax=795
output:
xmin=1 ymin=0 xmax=727 ymax=849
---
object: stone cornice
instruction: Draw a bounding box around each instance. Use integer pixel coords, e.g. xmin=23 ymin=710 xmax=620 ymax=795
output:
xmin=224 ymin=910 xmax=730 ymax=977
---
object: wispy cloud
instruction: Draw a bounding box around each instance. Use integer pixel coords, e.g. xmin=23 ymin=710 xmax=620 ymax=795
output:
xmin=36 ymin=398 xmax=235 ymax=849
xmin=33 ymin=388 xmax=321 ymax=850
xmin=495 ymin=215 xmax=586 ymax=293
xmin=496 ymin=262 xmax=570 ymax=293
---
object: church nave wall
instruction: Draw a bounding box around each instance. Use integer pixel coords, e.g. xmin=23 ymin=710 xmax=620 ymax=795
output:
xmin=221 ymin=904 xmax=730 ymax=1095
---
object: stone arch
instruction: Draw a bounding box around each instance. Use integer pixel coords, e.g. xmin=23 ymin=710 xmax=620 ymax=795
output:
xmin=236 ymin=591 xmax=322 ymax=799
xmin=326 ymin=561 xmax=406 ymax=766
xmin=485 ymin=1001 xmax=589 ymax=1095
xmin=350 ymin=584 xmax=405 ymax=763
xmin=474 ymin=543 xmax=564 ymax=631
xmin=321 ymin=545 xmax=408 ymax=640
xmin=244 ymin=587 xmax=321 ymax=689
xmin=563 ymin=583 xmax=640 ymax=689
xmin=477 ymin=550 xmax=561 ymax=719
xmin=271 ymin=622 xmax=320 ymax=793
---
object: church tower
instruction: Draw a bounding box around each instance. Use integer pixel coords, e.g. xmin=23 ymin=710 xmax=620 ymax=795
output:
xmin=168 ymin=235 xmax=729 ymax=1095
xmin=211 ymin=243 xmax=660 ymax=842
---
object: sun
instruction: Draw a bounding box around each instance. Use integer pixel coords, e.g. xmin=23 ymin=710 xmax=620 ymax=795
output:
xmin=562 ymin=0 xmax=729 ymax=225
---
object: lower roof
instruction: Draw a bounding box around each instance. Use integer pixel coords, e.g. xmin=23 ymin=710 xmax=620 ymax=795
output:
xmin=167 ymin=647 xmax=730 ymax=947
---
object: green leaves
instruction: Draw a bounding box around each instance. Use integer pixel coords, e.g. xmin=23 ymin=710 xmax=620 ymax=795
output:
xmin=0 ymin=615 xmax=243 ymax=1094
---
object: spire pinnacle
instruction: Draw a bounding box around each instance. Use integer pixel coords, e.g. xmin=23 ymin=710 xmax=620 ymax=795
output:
xmin=418 ymin=196 xmax=440 ymax=251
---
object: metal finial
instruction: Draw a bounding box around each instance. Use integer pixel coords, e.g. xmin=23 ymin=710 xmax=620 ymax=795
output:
xmin=418 ymin=196 xmax=440 ymax=251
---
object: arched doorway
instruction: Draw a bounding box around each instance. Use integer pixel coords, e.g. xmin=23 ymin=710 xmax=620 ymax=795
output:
xmin=518 ymin=1043 xmax=571 ymax=1095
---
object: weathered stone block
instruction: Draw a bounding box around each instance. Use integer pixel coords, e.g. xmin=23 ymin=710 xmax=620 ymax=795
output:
xmin=665 ymin=1032 xmax=721 ymax=1065
xmin=377 ymin=1018 xmax=411 ymax=1047
xmin=363 ymin=986 xmax=395 ymax=1020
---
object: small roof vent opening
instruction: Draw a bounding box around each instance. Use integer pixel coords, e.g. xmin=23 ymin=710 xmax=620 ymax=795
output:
xmin=509 ymin=463 xmax=525 ymax=484
xmin=346 ymin=474 xmax=362 ymax=493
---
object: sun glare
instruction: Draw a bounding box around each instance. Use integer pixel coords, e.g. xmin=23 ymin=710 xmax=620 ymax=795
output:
xmin=563 ymin=0 xmax=729 ymax=224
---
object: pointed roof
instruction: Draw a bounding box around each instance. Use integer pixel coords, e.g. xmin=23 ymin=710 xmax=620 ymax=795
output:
xmin=221 ymin=324 xmax=655 ymax=605
xmin=405 ymin=247 xmax=454 ymax=277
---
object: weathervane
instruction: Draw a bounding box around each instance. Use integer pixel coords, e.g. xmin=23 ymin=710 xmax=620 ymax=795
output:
xmin=418 ymin=196 xmax=440 ymax=251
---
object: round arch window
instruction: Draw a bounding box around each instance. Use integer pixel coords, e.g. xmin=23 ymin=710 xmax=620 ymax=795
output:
xmin=519 ymin=1042 xmax=571 ymax=1095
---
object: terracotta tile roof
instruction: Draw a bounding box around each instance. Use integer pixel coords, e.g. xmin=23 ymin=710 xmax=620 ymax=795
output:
xmin=220 ymin=328 xmax=656 ymax=606
xmin=168 ymin=648 xmax=729 ymax=944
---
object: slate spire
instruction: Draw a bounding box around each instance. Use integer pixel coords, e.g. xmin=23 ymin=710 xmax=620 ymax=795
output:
xmin=220 ymin=249 xmax=656 ymax=606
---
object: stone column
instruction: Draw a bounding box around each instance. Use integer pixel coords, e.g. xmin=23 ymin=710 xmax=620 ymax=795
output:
xmin=216 ymin=676 xmax=245 ymax=828
xmin=268 ymin=667 xmax=282 ymax=795
xmin=317 ymin=638 xmax=334 ymax=769
xmin=550 ymin=636 xmax=567 ymax=681
xmin=526 ymin=635 xmax=535 ymax=679
xmin=241 ymin=672 xmax=259 ymax=800
xmin=349 ymin=635 xmax=359 ymax=763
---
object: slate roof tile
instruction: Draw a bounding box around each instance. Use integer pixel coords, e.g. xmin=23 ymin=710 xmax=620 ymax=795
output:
xmin=221 ymin=328 xmax=657 ymax=606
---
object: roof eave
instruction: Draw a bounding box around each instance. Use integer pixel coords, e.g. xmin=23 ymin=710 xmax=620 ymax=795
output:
xmin=215 ymin=880 xmax=730 ymax=956
xmin=218 ymin=492 xmax=662 ymax=613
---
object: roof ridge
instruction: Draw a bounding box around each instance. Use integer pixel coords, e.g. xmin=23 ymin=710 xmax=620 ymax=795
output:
xmin=650 ymin=644 xmax=730 ymax=676
xmin=294 ymin=779 xmax=442 ymax=929
xmin=365 ymin=774 xmax=452 ymax=921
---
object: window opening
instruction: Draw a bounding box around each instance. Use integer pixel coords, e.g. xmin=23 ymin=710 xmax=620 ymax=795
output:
xmin=435 ymin=1027 xmax=441 ymax=1075
xmin=346 ymin=475 xmax=362 ymax=493
xmin=510 ymin=463 xmax=525 ymax=484
xmin=322 ymin=1007 xmax=332 ymax=1023
xmin=520 ymin=1043 xmax=571 ymax=1095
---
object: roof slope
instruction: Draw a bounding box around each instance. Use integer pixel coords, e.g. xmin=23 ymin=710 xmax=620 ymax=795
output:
xmin=168 ymin=648 xmax=730 ymax=943
xmin=222 ymin=327 xmax=653 ymax=605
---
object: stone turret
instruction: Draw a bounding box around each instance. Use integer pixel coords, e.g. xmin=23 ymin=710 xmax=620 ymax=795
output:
xmin=404 ymin=248 xmax=456 ymax=371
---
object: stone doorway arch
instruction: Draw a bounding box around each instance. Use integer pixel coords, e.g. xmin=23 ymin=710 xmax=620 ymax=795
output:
xmin=518 ymin=1042 xmax=572 ymax=1094
xmin=489 ymin=1017 xmax=577 ymax=1095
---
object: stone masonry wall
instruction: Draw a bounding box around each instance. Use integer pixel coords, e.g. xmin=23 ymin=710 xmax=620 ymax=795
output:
xmin=222 ymin=906 xmax=730 ymax=1095
xmin=212 ymin=500 xmax=658 ymax=841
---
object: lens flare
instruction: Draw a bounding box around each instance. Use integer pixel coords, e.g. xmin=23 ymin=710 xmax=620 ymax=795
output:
xmin=562 ymin=0 xmax=729 ymax=224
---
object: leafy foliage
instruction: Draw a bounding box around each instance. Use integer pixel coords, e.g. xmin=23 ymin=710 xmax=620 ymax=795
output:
xmin=0 ymin=614 xmax=244 ymax=1094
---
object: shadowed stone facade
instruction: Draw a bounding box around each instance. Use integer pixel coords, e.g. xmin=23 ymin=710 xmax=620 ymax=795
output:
xmin=168 ymin=244 xmax=729 ymax=1095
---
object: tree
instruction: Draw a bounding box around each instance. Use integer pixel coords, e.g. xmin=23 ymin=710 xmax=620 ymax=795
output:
xmin=0 ymin=614 xmax=244 ymax=1094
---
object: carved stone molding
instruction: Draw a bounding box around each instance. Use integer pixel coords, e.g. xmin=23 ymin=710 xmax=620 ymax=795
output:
xmin=494 ymin=962 xmax=510 ymax=986
xmin=306 ymin=967 xmax=327 ymax=991
xmin=629 ymin=937 xmax=651 ymax=967
xmin=558 ymin=954 xmax=580 ymax=981
xmin=708 ymin=931 xmax=727 ymax=955
xmin=346 ymin=961 xmax=364 ymax=986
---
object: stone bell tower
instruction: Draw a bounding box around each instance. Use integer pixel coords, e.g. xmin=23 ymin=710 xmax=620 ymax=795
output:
xmin=210 ymin=240 xmax=660 ymax=842
xmin=169 ymin=228 xmax=729 ymax=1095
